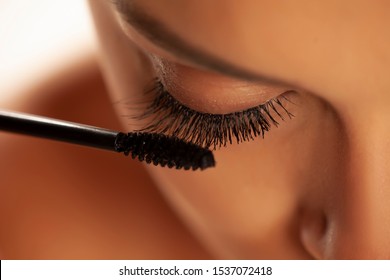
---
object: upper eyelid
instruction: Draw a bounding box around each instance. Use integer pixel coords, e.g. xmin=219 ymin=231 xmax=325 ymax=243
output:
xmin=149 ymin=80 xmax=294 ymax=117
xmin=145 ymin=77 xmax=296 ymax=116
xmin=134 ymin=79 xmax=295 ymax=148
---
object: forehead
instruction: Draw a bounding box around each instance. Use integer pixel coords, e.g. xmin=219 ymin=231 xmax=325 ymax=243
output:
xmin=124 ymin=0 xmax=390 ymax=101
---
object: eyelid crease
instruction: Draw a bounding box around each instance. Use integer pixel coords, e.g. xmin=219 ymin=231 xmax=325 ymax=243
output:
xmin=111 ymin=0 xmax=295 ymax=86
xmin=132 ymin=79 xmax=295 ymax=149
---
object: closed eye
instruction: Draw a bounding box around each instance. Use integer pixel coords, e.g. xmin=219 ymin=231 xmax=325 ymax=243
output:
xmin=132 ymin=79 xmax=296 ymax=149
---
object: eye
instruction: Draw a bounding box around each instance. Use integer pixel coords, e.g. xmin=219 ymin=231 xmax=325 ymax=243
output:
xmin=131 ymin=79 xmax=295 ymax=150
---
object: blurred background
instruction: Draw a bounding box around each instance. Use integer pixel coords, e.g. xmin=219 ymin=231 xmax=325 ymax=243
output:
xmin=0 ymin=0 xmax=95 ymax=104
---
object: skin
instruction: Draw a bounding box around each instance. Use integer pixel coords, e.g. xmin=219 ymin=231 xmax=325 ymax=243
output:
xmin=0 ymin=0 xmax=389 ymax=259
xmin=88 ymin=0 xmax=390 ymax=259
xmin=0 ymin=57 xmax=210 ymax=259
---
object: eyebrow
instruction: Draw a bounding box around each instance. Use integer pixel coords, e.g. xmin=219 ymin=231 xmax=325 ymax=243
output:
xmin=112 ymin=0 xmax=285 ymax=85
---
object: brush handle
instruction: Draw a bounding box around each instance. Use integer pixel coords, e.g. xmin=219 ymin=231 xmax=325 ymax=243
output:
xmin=0 ymin=110 xmax=120 ymax=151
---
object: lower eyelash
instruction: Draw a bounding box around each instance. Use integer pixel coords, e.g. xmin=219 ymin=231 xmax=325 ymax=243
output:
xmin=133 ymin=79 xmax=294 ymax=149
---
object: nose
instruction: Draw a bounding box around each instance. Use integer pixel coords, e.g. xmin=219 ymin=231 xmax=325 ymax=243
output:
xmin=300 ymin=110 xmax=390 ymax=259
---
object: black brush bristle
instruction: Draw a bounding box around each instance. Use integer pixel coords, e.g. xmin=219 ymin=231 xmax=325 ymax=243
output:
xmin=114 ymin=132 xmax=215 ymax=170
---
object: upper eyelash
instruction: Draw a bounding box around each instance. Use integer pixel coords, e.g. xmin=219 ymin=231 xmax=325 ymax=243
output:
xmin=133 ymin=79 xmax=294 ymax=149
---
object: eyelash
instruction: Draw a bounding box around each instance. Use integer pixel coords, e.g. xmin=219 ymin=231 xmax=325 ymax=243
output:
xmin=133 ymin=79 xmax=294 ymax=150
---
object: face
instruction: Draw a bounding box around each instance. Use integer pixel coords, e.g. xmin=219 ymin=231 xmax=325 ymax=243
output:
xmin=88 ymin=0 xmax=390 ymax=259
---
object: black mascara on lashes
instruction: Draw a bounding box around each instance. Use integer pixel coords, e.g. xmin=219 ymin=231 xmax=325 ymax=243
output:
xmin=132 ymin=79 xmax=295 ymax=150
xmin=0 ymin=110 xmax=215 ymax=171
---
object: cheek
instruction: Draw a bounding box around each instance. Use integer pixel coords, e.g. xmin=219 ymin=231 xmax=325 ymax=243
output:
xmin=90 ymin=1 xmax=347 ymax=258
xmin=143 ymin=93 xmax=343 ymax=257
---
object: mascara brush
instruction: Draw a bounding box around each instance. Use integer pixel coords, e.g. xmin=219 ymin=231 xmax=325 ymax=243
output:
xmin=0 ymin=110 xmax=215 ymax=170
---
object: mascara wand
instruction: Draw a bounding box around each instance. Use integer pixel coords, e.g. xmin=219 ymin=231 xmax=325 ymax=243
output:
xmin=0 ymin=110 xmax=215 ymax=170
